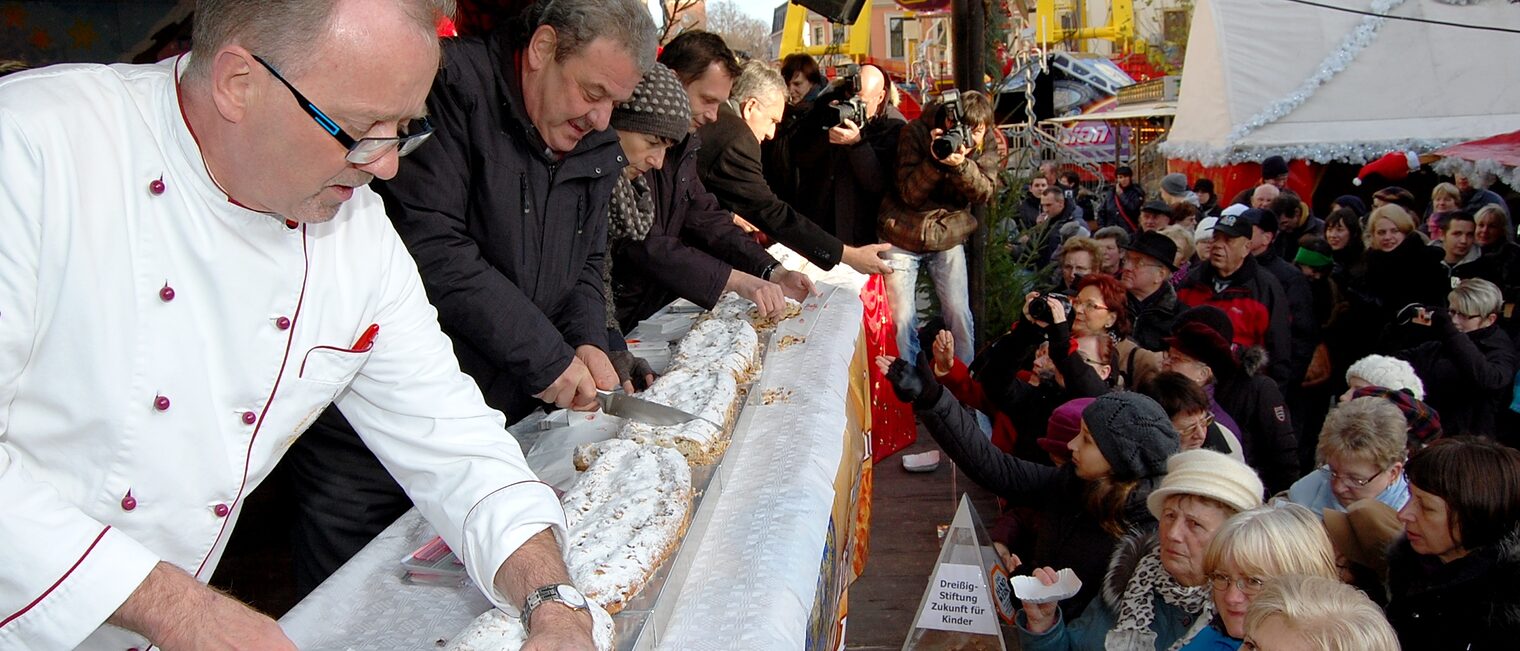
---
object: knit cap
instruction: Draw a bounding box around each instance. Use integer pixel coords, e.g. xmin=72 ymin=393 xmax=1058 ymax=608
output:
xmin=1081 ymin=392 xmax=1180 ymax=482
xmin=611 ymin=63 xmax=691 ymax=144
xmin=1147 ymin=449 xmax=1264 ymax=519
xmin=1346 ymin=354 xmax=1425 ymax=400
xmin=1261 ymin=155 xmax=1290 ymax=180
xmin=1161 ymin=173 xmax=1189 ymax=196
xmin=1039 ymin=397 xmax=1096 ymax=459
xmin=1350 ymin=386 xmax=1442 ymax=447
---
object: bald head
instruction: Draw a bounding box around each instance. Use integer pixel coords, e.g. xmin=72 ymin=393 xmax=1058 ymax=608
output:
xmin=858 ymin=64 xmax=886 ymax=116
xmin=1251 ymin=184 xmax=1280 ymax=210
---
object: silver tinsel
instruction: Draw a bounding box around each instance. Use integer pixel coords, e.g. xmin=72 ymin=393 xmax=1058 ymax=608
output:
xmin=1162 ymin=0 xmax=1410 ymax=165
xmin=1432 ymin=156 xmax=1520 ymax=193
xmin=1161 ymin=137 xmax=1464 ymax=166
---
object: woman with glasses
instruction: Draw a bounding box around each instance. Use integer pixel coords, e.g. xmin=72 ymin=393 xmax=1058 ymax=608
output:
xmin=1286 ymin=397 xmax=1410 ymax=514
xmin=931 ymin=273 xmax=1126 ymax=461
xmin=1178 ymin=503 xmax=1340 ymax=650
xmin=1392 ymin=277 xmax=1516 ymax=437
xmin=1139 ymin=371 xmax=1244 ymax=462
xmin=1240 ymin=575 xmax=1398 ymax=651
xmin=1018 ymin=450 xmax=1264 ymax=651
xmin=1386 ymin=437 xmax=1520 ymax=649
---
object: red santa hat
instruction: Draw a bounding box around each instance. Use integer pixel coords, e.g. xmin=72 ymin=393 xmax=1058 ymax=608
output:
xmin=1353 ymin=151 xmax=1420 ymax=186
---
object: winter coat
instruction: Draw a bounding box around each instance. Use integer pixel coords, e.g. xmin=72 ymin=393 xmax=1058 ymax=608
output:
xmin=1212 ymin=367 xmax=1300 ymax=494
xmin=1396 ymin=320 xmax=1517 ymax=437
xmin=611 ymin=134 xmax=777 ymax=330
xmin=1176 ymin=256 xmax=1294 ymax=386
xmin=696 ymin=103 xmax=845 ymax=268
xmin=785 ymin=98 xmax=908 ymax=247
xmin=1349 ymin=235 xmax=1450 ymax=324
xmin=1385 ymin=527 xmax=1520 ymax=650
xmin=1472 ymin=241 xmax=1520 ymax=334
xmin=877 ymin=105 xmax=1000 ymax=252
xmin=1017 ymin=532 xmax=1212 ymax=651
xmin=1272 ymin=214 xmax=1324 ymax=263
xmin=1129 ymin=284 xmax=1182 ymax=352
xmin=1099 ymin=183 xmax=1147 ymax=233
xmin=914 ymin=386 xmax=1156 ymax=617
xmin=375 ymin=34 xmax=618 ymax=422
xmin=1255 ymin=250 xmax=1318 ymax=384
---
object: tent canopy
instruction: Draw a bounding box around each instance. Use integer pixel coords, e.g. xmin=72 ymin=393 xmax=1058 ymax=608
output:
xmin=1162 ymin=0 xmax=1520 ymax=166
xmin=1430 ymin=129 xmax=1520 ymax=190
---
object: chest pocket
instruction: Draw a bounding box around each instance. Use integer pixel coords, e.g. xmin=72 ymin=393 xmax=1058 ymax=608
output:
xmin=298 ymin=345 xmax=373 ymax=385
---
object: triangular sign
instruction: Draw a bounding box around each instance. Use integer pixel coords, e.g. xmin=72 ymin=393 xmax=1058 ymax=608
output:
xmin=902 ymin=494 xmax=1014 ymax=649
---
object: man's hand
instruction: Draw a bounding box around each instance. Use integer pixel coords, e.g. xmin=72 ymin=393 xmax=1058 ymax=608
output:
xmin=727 ymin=270 xmax=786 ymax=319
xmin=536 ymin=356 xmax=597 ymax=411
xmin=772 ymin=268 xmax=819 ymax=301
xmin=575 ymin=345 xmax=620 ymax=402
xmin=931 ymin=330 xmax=955 ymax=378
xmin=842 ymin=243 xmax=893 ymax=276
xmin=108 ymin=562 xmax=297 ymax=651
xmin=495 ymin=531 xmax=597 ymax=650
xmin=828 ymin=118 xmax=862 ymax=146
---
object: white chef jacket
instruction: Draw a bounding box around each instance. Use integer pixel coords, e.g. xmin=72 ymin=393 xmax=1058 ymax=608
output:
xmin=0 ymin=59 xmax=567 ymax=649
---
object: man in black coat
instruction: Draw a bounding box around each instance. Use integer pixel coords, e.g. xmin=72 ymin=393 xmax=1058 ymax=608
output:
xmin=695 ymin=62 xmax=893 ymax=276
xmin=283 ymin=0 xmax=657 ymax=594
xmin=1120 ymin=231 xmax=1182 ymax=351
xmin=1244 ymin=207 xmax=1317 ymax=388
xmin=1098 ymin=165 xmax=1146 ymax=233
xmin=783 ymin=64 xmax=907 ymax=247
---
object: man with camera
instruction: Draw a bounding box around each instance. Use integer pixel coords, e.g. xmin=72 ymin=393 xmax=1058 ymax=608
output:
xmin=1098 ymin=165 xmax=1146 ymax=234
xmin=695 ymin=62 xmax=894 ymax=276
xmin=784 ymin=64 xmax=907 ymax=248
xmin=878 ymin=89 xmax=1001 ymax=366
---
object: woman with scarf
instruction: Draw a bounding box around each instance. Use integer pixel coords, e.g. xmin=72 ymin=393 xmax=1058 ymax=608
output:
xmin=604 ymin=63 xmax=814 ymax=377
xmin=1016 ymin=450 xmax=1265 ymax=650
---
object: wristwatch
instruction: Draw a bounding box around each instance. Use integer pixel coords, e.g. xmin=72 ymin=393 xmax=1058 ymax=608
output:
xmin=520 ymin=583 xmax=590 ymax=633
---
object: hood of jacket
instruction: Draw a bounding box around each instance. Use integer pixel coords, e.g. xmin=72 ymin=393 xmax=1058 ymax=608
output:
xmin=1101 ymin=529 xmax=1161 ymax=610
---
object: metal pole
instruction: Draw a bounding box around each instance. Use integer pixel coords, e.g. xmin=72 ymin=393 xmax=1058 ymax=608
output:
xmin=952 ymin=0 xmax=989 ymax=344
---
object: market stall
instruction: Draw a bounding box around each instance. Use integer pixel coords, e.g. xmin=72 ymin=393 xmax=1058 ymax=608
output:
xmin=279 ymin=267 xmax=876 ymax=650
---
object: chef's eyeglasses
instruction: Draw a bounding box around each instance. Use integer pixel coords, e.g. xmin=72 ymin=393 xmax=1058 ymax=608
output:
xmin=252 ymin=55 xmax=434 ymax=165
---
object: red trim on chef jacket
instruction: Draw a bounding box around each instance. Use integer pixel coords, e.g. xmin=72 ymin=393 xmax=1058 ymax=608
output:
xmin=0 ymin=526 xmax=112 ymax=628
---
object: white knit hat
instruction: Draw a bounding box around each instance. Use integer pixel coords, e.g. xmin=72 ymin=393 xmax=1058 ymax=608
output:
xmin=1346 ymin=354 xmax=1425 ymax=401
xmin=1147 ymin=449 xmax=1265 ymax=518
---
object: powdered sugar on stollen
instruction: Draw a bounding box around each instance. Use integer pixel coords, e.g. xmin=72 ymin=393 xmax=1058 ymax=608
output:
xmin=616 ymin=366 xmax=737 ymax=464
xmin=672 ymin=317 xmax=758 ymax=381
xmin=561 ymin=439 xmax=693 ymax=614
xmin=444 ymin=599 xmax=615 ymax=651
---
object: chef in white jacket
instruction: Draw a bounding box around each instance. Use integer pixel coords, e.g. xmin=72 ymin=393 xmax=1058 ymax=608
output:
xmin=0 ymin=0 xmax=597 ymax=649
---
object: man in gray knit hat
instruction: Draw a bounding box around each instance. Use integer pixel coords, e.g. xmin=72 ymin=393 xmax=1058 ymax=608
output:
xmin=606 ymin=64 xmax=815 ymax=335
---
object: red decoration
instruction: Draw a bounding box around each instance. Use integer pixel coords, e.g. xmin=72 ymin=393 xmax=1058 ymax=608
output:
xmin=1353 ymin=151 xmax=1420 ymax=186
xmin=861 ymin=275 xmax=916 ymax=461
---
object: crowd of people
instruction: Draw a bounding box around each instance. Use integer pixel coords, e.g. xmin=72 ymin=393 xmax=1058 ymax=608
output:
xmin=881 ymin=151 xmax=1520 ymax=648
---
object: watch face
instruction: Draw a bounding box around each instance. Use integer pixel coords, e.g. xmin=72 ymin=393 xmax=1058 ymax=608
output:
xmin=556 ymin=584 xmax=588 ymax=608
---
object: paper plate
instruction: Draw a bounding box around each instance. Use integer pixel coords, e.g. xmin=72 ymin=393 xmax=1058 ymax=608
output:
xmin=902 ymin=450 xmax=941 ymax=473
xmin=1010 ymin=568 xmax=1083 ymax=604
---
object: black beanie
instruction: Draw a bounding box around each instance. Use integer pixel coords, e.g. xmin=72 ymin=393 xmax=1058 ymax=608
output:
xmin=1080 ymin=392 xmax=1180 ymax=482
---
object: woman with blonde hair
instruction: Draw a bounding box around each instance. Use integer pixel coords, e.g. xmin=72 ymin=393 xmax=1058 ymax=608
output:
xmin=1241 ymin=575 xmax=1399 ymax=651
xmin=1351 ymin=205 xmax=1447 ymax=324
xmin=1427 ymin=182 xmax=1462 ymax=239
xmin=1286 ymin=397 xmax=1410 ymax=513
xmin=1180 ymin=503 xmax=1341 ymax=649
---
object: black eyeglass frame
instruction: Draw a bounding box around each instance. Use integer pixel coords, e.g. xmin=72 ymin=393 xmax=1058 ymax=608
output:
xmin=251 ymin=54 xmax=434 ymax=165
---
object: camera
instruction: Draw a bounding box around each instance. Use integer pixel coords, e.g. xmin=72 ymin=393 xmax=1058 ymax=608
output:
xmin=823 ymin=64 xmax=866 ymax=129
xmin=1027 ymin=291 xmax=1073 ymax=324
xmin=931 ymin=89 xmax=974 ymax=160
xmin=1396 ymin=303 xmax=1435 ymax=326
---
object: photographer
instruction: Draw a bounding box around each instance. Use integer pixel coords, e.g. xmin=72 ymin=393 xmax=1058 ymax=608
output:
xmin=878 ymin=89 xmax=1001 ymax=364
xmin=1098 ymin=165 xmax=1146 ymax=233
xmin=1390 ymin=278 xmax=1517 ymax=437
xmin=785 ymin=64 xmax=907 ymax=247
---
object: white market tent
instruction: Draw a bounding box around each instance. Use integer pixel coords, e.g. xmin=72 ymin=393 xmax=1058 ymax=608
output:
xmin=1161 ymin=0 xmax=1520 ymax=166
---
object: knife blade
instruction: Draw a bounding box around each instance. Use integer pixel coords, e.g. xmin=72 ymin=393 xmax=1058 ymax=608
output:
xmin=596 ymin=390 xmax=707 ymax=427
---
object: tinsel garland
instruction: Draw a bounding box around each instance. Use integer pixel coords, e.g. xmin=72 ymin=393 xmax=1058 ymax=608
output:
xmin=1431 ymin=157 xmax=1520 ymax=196
xmin=1161 ymin=0 xmax=1409 ymax=165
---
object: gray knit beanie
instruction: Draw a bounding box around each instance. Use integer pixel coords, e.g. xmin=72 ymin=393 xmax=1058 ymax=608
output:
xmin=611 ymin=63 xmax=691 ymax=144
xmin=1081 ymin=392 xmax=1181 ymax=482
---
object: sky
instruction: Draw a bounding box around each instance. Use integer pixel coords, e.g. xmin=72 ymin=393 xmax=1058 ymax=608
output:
xmin=729 ymin=0 xmax=784 ymax=25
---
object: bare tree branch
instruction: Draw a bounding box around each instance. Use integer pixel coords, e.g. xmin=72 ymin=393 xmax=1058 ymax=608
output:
xmin=659 ymin=0 xmax=704 ymax=44
xmin=705 ymin=0 xmax=771 ymax=59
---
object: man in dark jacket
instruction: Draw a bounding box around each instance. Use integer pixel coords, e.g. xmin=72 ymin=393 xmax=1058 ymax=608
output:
xmin=1176 ymin=210 xmax=1294 ymax=387
xmin=1245 ymin=207 xmax=1317 ymax=388
xmin=1098 ymin=165 xmax=1145 ymax=233
xmin=785 ymin=64 xmax=907 ymax=247
xmin=285 ymin=0 xmax=657 ymax=593
xmin=1269 ymin=190 xmax=1323 ymax=263
xmin=609 ymin=52 xmax=813 ymax=330
xmin=1121 ymin=231 xmax=1181 ymax=351
xmin=695 ymin=62 xmax=893 ymax=275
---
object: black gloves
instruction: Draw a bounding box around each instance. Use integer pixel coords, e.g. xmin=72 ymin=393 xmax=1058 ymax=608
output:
xmin=886 ymin=352 xmax=943 ymax=408
xmin=607 ymin=350 xmax=656 ymax=391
